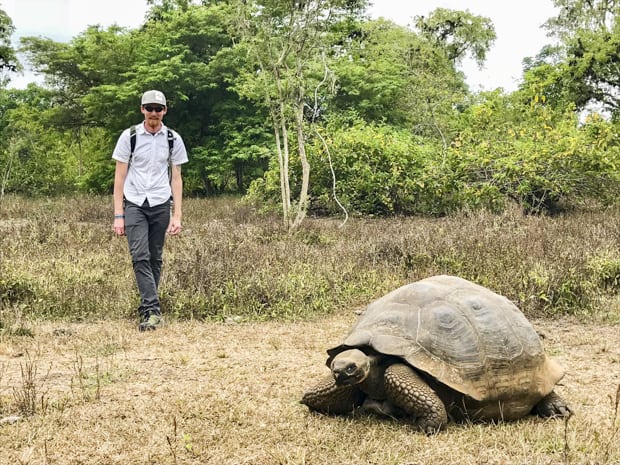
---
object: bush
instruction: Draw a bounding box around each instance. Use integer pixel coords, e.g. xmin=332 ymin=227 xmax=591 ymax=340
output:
xmin=450 ymin=93 xmax=620 ymax=214
xmin=248 ymin=118 xmax=460 ymax=216
xmin=3 ymin=196 xmax=620 ymax=323
xmin=0 ymin=264 xmax=38 ymax=306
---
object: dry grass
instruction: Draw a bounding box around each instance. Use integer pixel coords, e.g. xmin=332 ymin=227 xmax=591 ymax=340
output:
xmin=3 ymin=195 xmax=620 ymax=322
xmin=0 ymin=314 xmax=617 ymax=465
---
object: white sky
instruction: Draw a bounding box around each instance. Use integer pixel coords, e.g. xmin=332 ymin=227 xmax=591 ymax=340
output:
xmin=2 ymin=0 xmax=558 ymax=92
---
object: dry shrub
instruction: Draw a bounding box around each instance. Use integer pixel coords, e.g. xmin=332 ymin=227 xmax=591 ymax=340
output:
xmin=1 ymin=195 xmax=620 ymax=323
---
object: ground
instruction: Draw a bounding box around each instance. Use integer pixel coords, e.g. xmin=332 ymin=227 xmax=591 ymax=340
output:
xmin=0 ymin=314 xmax=618 ymax=465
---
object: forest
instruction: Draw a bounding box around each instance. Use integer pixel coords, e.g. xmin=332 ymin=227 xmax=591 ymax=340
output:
xmin=1 ymin=0 xmax=620 ymax=223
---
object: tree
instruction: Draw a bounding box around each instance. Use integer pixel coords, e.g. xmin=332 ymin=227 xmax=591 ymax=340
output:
xmin=299 ymin=115 xmax=442 ymax=216
xmin=449 ymin=90 xmax=620 ymax=214
xmin=232 ymin=0 xmax=368 ymax=229
xmin=532 ymin=0 xmax=620 ymax=117
xmin=0 ymin=7 xmax=20 ymax=86
xmin=19 ymin=2 xmax=268 ymax=195
xmin=545 ymin=0 xmax=620 ymax=41
xmin=325 ymin=10 xmax=493 ymax=164
xmin=330 ymin=17 xmax=468 ymax=137
xmin=19 ymin=27 xmax=142 ymax=193
xmin=0 ymin=85 xmax=77 ymax=196
xmin=415 ymin=8 xmax=496 ymax=66
xmin=245 ymin=8 xmax=502 ymax=217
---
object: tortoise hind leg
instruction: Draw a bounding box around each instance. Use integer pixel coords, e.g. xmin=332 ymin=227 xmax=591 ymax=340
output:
xmin=384 ymin=363 xmax=448 ymax=434
xmin=301 ymin=375 xmax=365 ymax=415
xmin=533 ymin=391 xmax=572 ymax=418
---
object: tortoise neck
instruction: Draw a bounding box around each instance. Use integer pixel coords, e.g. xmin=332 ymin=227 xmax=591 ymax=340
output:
xmin=360 ymin=354 xmax=389 ymax=398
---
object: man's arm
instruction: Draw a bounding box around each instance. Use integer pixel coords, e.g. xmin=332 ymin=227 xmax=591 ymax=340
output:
xmin=168 ymin=164 xmax=183 ymax=235
xmin=113 ymin=161 xmax=128 ymax=236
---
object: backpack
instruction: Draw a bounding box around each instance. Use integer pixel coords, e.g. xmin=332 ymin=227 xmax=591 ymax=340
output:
xmin=128 ymin=125 xmax=175 ymax=183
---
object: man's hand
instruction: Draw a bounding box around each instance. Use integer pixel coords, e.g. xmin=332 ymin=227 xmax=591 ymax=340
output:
xmin=167 ymin=217 xmax=182 ymax=235
xmin=113 ymin=218 xmax=125 ymax=236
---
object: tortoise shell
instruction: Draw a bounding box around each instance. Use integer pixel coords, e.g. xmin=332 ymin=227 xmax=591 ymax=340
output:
xmin=326 ymin=275 xmax=564 ymax=410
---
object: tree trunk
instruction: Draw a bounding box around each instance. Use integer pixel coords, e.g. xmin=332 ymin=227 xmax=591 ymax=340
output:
xmin=273 ymin=117 xmax=290 ymax=227
xmin=291 ymin=102 xmax=310 ymax=229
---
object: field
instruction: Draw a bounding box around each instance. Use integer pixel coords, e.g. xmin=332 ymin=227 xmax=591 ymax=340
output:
xmin=0 ymin=316 xmax=618 ymax=464
xmin=0 ymin=196 xmax=619 ymax=464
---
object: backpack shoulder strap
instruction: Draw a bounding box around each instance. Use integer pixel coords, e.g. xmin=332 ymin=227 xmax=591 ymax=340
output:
xmin=128 ymin=125 xmax=137 ymax=168
xmin=127 ymin=126 xmax=174 ymax=184
xmin=167 ymin=129 xmax=174 ymax=183
xmin=167 ymin=129 xmax=174 ymax=152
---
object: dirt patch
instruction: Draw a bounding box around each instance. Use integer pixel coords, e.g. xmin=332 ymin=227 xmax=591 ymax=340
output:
xmin=0 ymin=315 xmax=618 ymax=465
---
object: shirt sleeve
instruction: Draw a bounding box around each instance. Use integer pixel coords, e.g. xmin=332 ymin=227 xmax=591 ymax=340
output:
xmin=112 ymin=128 xmax=132 ymax=163
xmin=170 ymin=130 xmax=189 ymax=166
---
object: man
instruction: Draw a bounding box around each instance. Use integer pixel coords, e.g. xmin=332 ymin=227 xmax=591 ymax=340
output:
xmin=112 ymin=90 xmax=189 ymax=331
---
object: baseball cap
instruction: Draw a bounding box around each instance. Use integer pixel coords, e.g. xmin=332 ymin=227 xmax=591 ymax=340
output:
xmin=141 ymin=90 xmax=166 ymax=106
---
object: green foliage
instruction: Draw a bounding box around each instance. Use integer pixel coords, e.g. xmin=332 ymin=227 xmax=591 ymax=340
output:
xmin=0 ymin=6 xmax=20 ymax=84
xmin=521 ymin=264 xmax=591 ymax=315
xmin=15 ymin=2 xmax=268 ymax=196
xmin=74 ymin=128 xmax=116 ymax=193
xmin=329 ymin=19 xmax=414 ymax=126
xmin=0 ymin=87 xmax=78 ymax=195
xmin=125 ymin=2 xmax=265 ymax=194
xmin=247 ymin=117 xmax=441 ymax=216
xmin=449 ymin=91 xmax=620 ymax=213
xmin=250 ymin=91 xmax=620 ymax=217
xmin=530 ymin=0 xmax=620 ymax=117
xmin=231 ymin=0 xmax=372 ymax=228
xmin=587 ymin=251 xmax=620 ymax=291
xmin=0 ymin=264 xmax=38 ymax=306
xmin=304 ymin=118 xmax=445 ymax=215
xmin=4 ymin=0 xmax=620 ymax=221
xmin=329 ymin=18 xmax=468 ymax=140
xmin=415 ymin=7 xmax=496 ymax=65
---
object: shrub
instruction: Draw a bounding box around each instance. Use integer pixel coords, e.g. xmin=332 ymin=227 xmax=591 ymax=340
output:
xmin=2 ymin=196 xmax=620 ymax=323
xmin=248 ymin=117 xmax=459 ymax=216
xmin=451 ymin=93 xmax=620 ymax=214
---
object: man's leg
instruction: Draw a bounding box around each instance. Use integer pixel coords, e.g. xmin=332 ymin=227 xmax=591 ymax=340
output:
xmin=147 ymin=201 xmax=170 ymax=291
xmin=139 ymin=201 xmax=170 ymax=331
xmin=125 ymin=201 xmax=161 ymax=328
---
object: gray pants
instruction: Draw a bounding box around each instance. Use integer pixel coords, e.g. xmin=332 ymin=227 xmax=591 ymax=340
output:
xmin=124 ymin=199 xmax=170 ymax=318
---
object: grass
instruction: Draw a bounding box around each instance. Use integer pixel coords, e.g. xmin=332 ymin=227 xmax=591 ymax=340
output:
xmin=0 ymin=318 xmax=617 ymax=464
xmin=2 ymin=195 xmax=620 ymax=324
xmin=0 ymin=195 xmax=618 ymax=463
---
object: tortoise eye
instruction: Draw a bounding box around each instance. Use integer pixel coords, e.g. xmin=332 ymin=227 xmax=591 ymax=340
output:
xmin=345 ymin=365 xmax=357 ymax=374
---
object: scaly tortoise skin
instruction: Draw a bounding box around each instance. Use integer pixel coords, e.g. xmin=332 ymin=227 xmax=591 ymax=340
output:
xmin=301 ymin=275 xmax=571 ymax=433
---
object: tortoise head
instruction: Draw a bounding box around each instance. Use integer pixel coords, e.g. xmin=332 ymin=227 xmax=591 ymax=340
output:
xmin=330 ymin=349 xmax=370 ymax=386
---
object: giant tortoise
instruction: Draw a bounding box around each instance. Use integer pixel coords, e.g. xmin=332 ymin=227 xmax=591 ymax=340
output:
xmin=301 ymin=275 xmax=571 ymax=433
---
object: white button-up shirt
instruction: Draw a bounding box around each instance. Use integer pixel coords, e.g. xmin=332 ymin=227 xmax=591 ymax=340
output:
xmin=112 ymin=123 xmax=188 ymax=207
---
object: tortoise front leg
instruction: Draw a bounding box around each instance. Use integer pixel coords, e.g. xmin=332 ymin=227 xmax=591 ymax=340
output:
xmin=533 ymin=391 xmax=572 ymax=418
xmin=301 ymin=375 xmax=365 ymax=415
xmin=384 ymin=363 xmax=448 ymax=434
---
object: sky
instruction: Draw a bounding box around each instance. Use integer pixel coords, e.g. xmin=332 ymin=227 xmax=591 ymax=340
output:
xmin=1 ymin=0 xmax=558 ymax=91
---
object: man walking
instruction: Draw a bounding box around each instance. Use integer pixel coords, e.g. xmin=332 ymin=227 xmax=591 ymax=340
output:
xmin=112 ymin=90 xmax=189 ymax=331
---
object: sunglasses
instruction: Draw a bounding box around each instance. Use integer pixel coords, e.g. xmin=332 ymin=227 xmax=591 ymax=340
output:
xmin=144 ymin=105 xmax=165 ymax=113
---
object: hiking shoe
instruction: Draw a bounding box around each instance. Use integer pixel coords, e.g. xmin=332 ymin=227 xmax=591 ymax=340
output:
xmin=138 ymin=313 xmax=163 ymax=332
